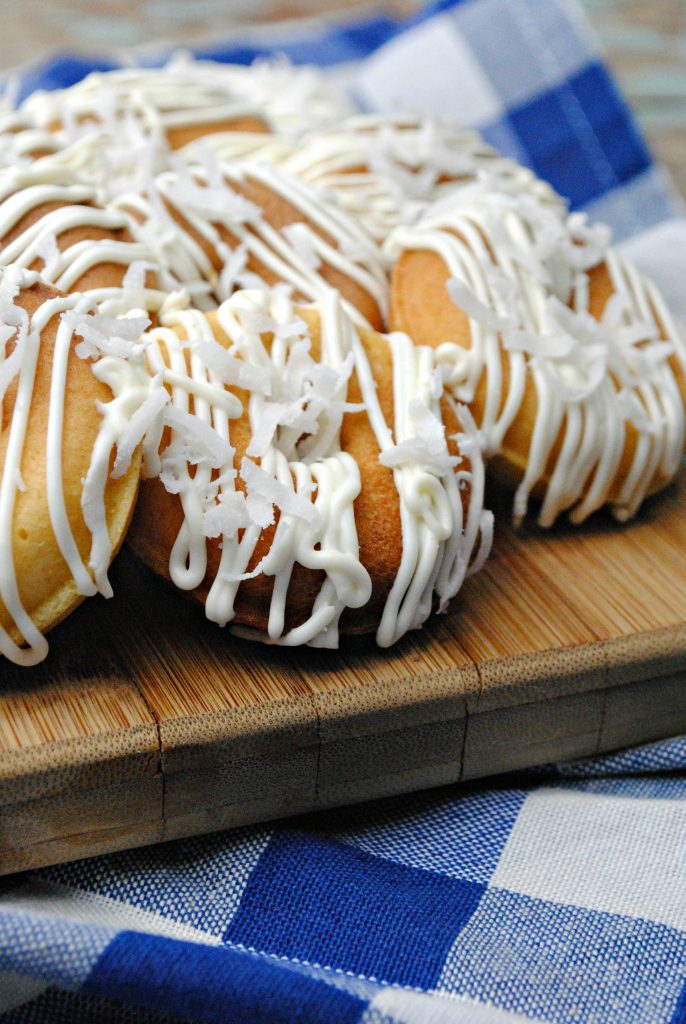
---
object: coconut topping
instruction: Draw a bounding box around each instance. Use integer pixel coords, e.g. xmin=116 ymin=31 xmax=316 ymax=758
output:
xmin=386 ymin=184 xmax=686 ymax=525
xmin=113 ymin=158 xmax=388 ymax=326
xmin=285 ymin=113 xmax=564 ymax=248
xmin=6 ymin=57 xmax=351 ymax=202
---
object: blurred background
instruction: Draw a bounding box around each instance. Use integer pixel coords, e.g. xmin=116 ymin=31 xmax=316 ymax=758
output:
xmin=3 ymin=0 xmax=684 ymax=192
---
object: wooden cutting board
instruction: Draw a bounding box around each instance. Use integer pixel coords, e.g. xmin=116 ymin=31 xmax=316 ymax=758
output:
xmin=1 ymin=474 xmax=686 ymax=876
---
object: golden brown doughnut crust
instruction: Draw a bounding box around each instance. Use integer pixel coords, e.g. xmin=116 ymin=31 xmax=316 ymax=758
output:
xmin=0 ymin=280 xmax=140 ymax=647
xmin=165 ymin=115 xmax=268 ymax=152
xmin=43 ymin=113 xmax=269 ymax=154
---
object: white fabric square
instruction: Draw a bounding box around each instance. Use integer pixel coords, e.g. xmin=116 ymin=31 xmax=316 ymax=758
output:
xmin=0 ymin=879 xmax=222 ymax=947
xmin=365 ymin=987 xmax=532 ymax=1023
xmin=491 ymin=788 xmax=686 ymax=932
xmin=452 ymin=0 xmax=596 ymax=109
xmin=354 ymin=14 xmax=503 ymax=123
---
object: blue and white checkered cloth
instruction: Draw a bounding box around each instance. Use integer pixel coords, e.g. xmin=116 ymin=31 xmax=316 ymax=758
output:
xmin=3 ymin=737 xmax=686 ymax=1023
xmin=2 ymin=1 xmax=686 ymax=1021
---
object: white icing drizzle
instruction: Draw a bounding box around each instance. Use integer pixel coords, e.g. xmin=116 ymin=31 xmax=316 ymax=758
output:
xmin=0 ymin=110 xmax=63 ymax=169
xmin=0 ymin=267 xmax=154 ymax=666
xmin=115 ymin=160 xmax=389 ymax=327
xmin=0 ymin=165 xmax=166 ymax=315
xmin=285 ymin=114 xmax=562 ymax=247
xmin=181 ymin=131 xmax=294 ymax=169
xmin=136 ymin=288 xmax=489 ymax=648
xmin=375 ymin=332 xmax=492 ymax=646
xmin=21 ymin=58 xmax=352 ymax=141
xmin=385 ymin=186 xmax=686 ymax=526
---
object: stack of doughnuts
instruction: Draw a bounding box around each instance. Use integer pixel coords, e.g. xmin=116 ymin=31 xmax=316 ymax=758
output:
xmin=0 ymin=56 xmax=683 ymax=667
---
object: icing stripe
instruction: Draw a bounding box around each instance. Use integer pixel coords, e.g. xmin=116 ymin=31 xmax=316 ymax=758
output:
xmin=386 ymin=188 xmax=686 ymax=526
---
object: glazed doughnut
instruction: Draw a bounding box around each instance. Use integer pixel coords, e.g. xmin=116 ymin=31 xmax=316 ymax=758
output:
xmin=386 ymin=184 xmax=686 ymax=525
xmin=125 ymin=288 xmax=492 ymax=647
xmin=116 ymin=161 xmax=388 ymax=327
xmin=21 ymin=60 xmax=352 ymax=149
xmin=0 ymin=268 xmax=147 ymax=666
xmin=284 ymin=114 xmax=561 ymax=246
xmin=2 ymin=60 xmax=352 ymax=202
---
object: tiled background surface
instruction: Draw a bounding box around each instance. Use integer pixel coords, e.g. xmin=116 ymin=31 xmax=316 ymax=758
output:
xmin=1 ymin=1 xmax=685 ymax=192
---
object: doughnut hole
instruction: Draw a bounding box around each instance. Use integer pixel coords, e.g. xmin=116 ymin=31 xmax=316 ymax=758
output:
xmin=151 ymin=174 xmax=386 ymax=332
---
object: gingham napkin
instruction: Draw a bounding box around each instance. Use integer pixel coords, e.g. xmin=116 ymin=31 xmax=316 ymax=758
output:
xmin=2 ymin=2 xmax=686 ymax=1021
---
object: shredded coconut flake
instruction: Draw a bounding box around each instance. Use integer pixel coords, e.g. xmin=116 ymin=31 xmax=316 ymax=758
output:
xmin=203 ymin=487 xmax=252 ymax=540
xmin=380 ymin=400 xmax=458 ymax=474
xmin=70 ymin=312 xmax=150 ymax=360
xmin=122 ymin=260 xmax=154 ymax=310
xmin=35 ymin=232 xmax=61 ymax=281
xmin=164 ymin=168 xmax=260 ymax=223
xmin=218 ymin=244 xmax=249 ymax=298
xmin=240 ymin=456 xmax=320 ymax=526
xmin=446 ymin=277 xmax=510 ymax=332
xmin=451 ymin=402 xmax=485 ymax=460
xmin=163 ymin=405 xmax=233 ymax=468
xmin=282 ymin=222 xmax=321 ymax=270
xmin=195 ymin=336 xmax=271 ymax=394
xmin=112 ymin=385 xmax=169 ymax=479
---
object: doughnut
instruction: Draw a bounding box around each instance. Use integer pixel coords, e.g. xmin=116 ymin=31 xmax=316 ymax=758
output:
xmin=284 ymin=114 xmax=561 ymax=246
xmin=21 ymin=60 xmax=352 ymax=149
xmin=3 ymin=60 xmax=353 ymax=202
xmin=116 ymin=161 xmax=388 ymax=327
xmin=386 ymin=183 xmax=686 ymax=525
xmin=125 ymin=288 xmax=492 ymax=648
xmin=0 ymin=268 xmax=146 ymax=666
xmin=0 ymin=162 xmax=168 ymax=667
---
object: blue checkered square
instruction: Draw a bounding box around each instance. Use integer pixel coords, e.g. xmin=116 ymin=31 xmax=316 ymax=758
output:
xmin=507 ymin=62 xmax=651 ymax=207
xmin=225 ymin=830 xmax=485 ymax=987
xmin=86 ymin=933 xmax=366 ymax=1024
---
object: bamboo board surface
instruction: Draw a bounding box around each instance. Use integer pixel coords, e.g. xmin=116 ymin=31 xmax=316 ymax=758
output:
xmin=1 ymin=473 xmax=686 ymax=875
